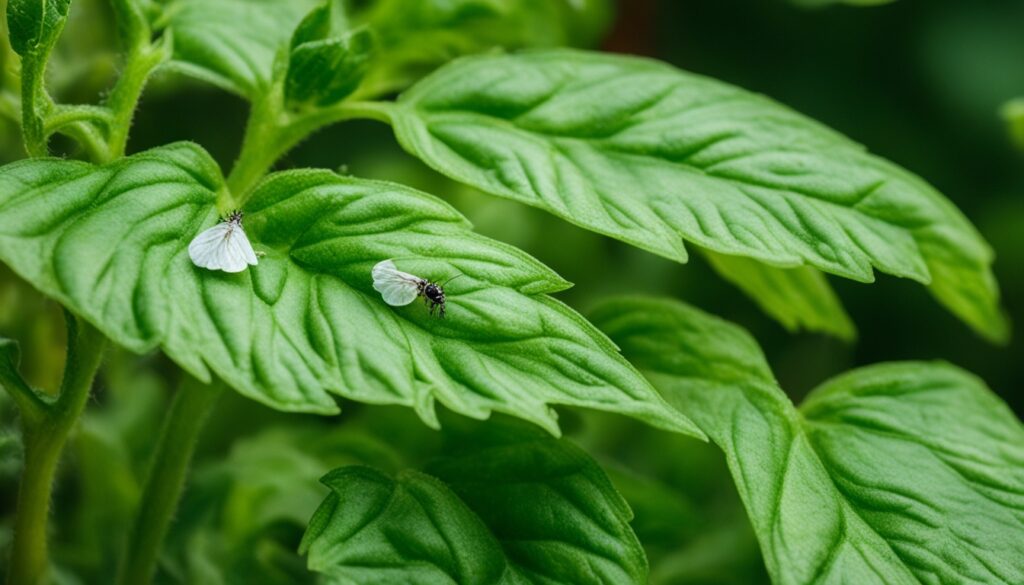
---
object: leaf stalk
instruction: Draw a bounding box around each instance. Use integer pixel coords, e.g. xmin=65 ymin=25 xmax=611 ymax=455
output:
xmin=5 ymin=314 xmax=106 ymax=585
xmin=115 ymin=376 xmax=224 ymax=585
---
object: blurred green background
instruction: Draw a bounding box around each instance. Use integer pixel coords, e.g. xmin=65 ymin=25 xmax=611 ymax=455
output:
xmin=1 ymin=0 xmax=1021 ymax=583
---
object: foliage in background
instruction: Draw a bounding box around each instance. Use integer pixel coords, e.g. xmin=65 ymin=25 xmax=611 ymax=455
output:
xmin=0 ymin=0 xmax=1022 ymax=584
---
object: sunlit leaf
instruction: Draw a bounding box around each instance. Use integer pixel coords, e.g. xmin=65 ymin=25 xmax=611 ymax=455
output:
xmin=0 ymin=142 xmax=700 ymax=437
xmin=389 ymin=49 xmax=1007 ymax=342
xmin=594 ymin=296 xmax=1024 ymax=585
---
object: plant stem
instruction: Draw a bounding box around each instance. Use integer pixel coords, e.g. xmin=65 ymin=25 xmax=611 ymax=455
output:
xmin=116 ymin=376 xmax=224 ymax=585
xmin=103 ymin=42 xmax=167 ymax=161
xmin=225 ymin=88 xmax=288 ymax=205
xmin=5 ymin=315 xmax=106 ymax=585
xmin=226 ymin=97 xmax=394 ymax=206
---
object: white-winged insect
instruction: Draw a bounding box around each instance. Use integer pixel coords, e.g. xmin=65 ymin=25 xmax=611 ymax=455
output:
xmin=372 ymin=259 xmax=461 ymax=318
xmin=188 ymin=210 xmax=259 ymax=273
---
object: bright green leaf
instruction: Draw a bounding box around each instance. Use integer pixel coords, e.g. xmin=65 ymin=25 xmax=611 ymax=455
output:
xmin=593 ymin=296 xmax=1024 ymax=585
xmin=389 ymin=49 xmax=1007 ymax=342
xmin=301 ymin=419 xmax=647 ymax=585
xmin=157 ymin=0 xmax=320 ymax=97
xmin=0 ymin=142 xmax=700 ymax=437
xmin=703 ymin=249 xmax=856 ymax=340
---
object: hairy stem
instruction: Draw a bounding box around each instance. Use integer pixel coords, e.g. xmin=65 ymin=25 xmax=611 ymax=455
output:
xmin=226 ymin=97 xmax=394 ymax=207
xmin=225 ymin=87 xmax=288 ymax=206
xmin=103 ymin=41 xmax=168 ymax=161
xmin=5 ymin=315 xmax=106 ymax=585
xmin=116 ymin=377 xmax=224 ymax=585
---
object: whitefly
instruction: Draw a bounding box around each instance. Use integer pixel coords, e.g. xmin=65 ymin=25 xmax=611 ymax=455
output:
xmin=188 ymin=210 xmax=259 ymax=273
xmin=372 ymin=259 xmax=460 ymax=318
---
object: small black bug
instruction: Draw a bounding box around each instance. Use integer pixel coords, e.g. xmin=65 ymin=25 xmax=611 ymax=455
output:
xmin=371 ymin=259 xmax=463 ymax=318
xmin=418 ymin=280 xmax=448 ymax=318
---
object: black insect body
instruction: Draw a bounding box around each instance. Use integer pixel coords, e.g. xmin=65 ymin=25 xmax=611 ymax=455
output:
xmin=372 ymin=259 xmax=461 ymax=318
xmin=419 ymin=281 xmax=447 ymax=318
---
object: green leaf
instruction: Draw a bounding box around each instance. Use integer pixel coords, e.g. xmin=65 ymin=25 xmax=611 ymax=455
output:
xmin=362 ymin=0 xmax=611 ymax=95
xmin=301 ymin=419 xmax=647 ymax=585
xmin=5 ymin=0 xmax=69 ymax=56
xmin=163 ymin=424 xmax=400 ymax=585
xmin=593 ymin=296 xmax=1024 ymax=585
xmin=1001 ymin=97 xmax=1024 ymax=152
xmin=0 ymin=142 xmax=700 ymax=437
xmin=389 ymin=49 xmax=1008 ymax=342
xmin=703 ymin=249 xmax=856 ymax=340
xmin=157 ymin=0 xmax=321 ymax=97
xmin=286 ymin=27 xmax=374 ymax=108
xmin=290 ymin=0 xmax=349 ymax=47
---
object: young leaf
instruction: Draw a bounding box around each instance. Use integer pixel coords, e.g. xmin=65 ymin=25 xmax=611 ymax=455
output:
xmin=388 ymin=49 xmax=1007 ymax=342
xmin=301 ymin=420 xmax=647 ymax=584
xmin=593 ymin=296 xmax=1024 ymax=585
xmin=286 ymin=27 xmax=373 ymax=108
xmin=157 ymin=0 xmax=320 ymax=97
xmin=5 ymin=0 xmax=69 ymax=56
xmin=703 ymin=249 xmax=856 ymax=340
xmin=0 ymin=142 xmax=700 ymax=437
xmin=6 ymin=0 xmax=71 ymax=154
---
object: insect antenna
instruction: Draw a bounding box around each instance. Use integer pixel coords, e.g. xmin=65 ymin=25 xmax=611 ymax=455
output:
xmin=440 ymin=273 xmax=465 ymax=288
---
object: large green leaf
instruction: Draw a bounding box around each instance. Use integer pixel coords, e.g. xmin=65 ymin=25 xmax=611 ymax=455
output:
xmin=703 ymin=249 xmax=855 ymax=340
xmin=301 ymin=418 xmax=646 ymax=584
xmin=388 ymin=49 xmax=1007 ymax=342
xmin=156 ymin=0 xmax=320 ymax=97
xmin=0 ymin=142 xmax=699 ymax=437
xmin=593 ymin=296 xmax=1024 ymax=585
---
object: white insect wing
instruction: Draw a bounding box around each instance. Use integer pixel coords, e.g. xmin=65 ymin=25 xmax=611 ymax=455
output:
xmin=372 ymin=260 xmax=421 ymax=306
xmin=189 ymin=221 xmax=259 ymax=273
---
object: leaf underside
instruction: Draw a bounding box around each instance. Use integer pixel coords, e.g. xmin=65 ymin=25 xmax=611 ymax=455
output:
xmin=702 ymin=248 xmax=856 ymax=340
xmin=389 ymin=49 xmax=1007 ymax=342
xmin=0 ymin=142 xmax=700 ymax=437
xmin=593 ymin=296 xmax=1024 ymax=585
